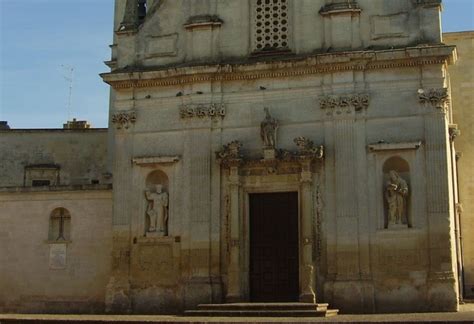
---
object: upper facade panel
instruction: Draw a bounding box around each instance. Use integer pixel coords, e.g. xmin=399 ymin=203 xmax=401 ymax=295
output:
xmin=109 ymin=0 xmax=443 ymax=71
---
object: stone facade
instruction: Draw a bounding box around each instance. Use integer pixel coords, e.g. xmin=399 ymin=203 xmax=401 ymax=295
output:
xmin=0 ymin=0 xmax=472 ymax=316
xmin=101 ymin=0 xmax=458 ymax=314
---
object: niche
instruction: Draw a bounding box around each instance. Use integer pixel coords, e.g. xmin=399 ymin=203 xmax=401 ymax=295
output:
xmin=382 ymin=156 xmax=411 ymax=229
xmin=49 ymin=208 xmax=71 ymax=241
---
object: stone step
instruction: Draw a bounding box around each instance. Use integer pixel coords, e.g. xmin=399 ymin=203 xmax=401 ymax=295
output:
xmin=185 ymin=303 xmax=339 ymax=317
xmin=185 ymin=309 xmax=339 ymax=317
xmin=196 ymin=302 xmax=329 ymax=312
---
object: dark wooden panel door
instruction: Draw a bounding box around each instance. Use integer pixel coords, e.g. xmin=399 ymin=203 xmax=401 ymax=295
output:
xmin=249 ymin=192 xmax=299 ymax=302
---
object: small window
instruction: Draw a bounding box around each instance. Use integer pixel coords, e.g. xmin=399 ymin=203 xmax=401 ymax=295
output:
xmin=32 ymin=180 xmax=51 ymax=187
xmin=24 ymin=164 xmax=60 ymax=187
xmin=49 ymin=208 xmax=71 ymax=241
xmin=138 ymin=0 xmax=147 ymax=23
xmin=252 ymin=0 xmax=290 ymax=53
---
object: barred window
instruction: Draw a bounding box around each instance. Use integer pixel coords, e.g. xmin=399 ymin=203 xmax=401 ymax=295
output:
xmin=253 ymin=0 xmax=290 ymax=53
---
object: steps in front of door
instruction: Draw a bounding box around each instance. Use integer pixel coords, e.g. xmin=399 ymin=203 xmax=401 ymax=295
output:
xmin=185 ymin=303 xmax=339 ymax=317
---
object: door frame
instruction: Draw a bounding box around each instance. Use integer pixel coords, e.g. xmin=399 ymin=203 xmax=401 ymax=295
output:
xmin=244 ymin=188 xmax=301 ymax=302
xmin=246 ymin=190 xmax=301 ymax=302
xmin=225 ymin=162 xmax=318 ymax=304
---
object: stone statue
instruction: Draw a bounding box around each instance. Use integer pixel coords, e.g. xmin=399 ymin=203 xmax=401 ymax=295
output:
xmin=260 ymin=108 xmax=278 ymax=149
xmin=385 ymin=170 xmax=409 ymax=226
xmin=145 ymin=185 xmax=169 ymax=235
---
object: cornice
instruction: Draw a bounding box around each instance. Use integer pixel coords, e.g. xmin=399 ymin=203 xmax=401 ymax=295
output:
xmin=101 ymin=45 xmax=456 ymax=90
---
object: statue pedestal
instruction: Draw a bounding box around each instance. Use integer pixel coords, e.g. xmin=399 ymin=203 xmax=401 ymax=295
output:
xmin=387 ymin=223 xmax=408 ymax=230
xmin=146 ymin=231 xmax=165 ymax=238
xmin=263 ymin=148 xmax=276 ymax=160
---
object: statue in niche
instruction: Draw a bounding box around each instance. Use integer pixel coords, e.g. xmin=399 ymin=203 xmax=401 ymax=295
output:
xmin=145 ymin=185 xmax=169 ymax=236
xmin=385 ymin=170 xmax=409 ymax=227
xmin=260 ymin=108 xmax=278 ymax=149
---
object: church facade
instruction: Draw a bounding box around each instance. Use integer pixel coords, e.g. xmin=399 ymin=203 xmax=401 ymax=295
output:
xmin=1 ymin=0 xmax=472 ymax=315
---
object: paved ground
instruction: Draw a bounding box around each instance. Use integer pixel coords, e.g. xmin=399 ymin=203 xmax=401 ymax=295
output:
xmin=1 ymin=303 xmax=473 ymax=324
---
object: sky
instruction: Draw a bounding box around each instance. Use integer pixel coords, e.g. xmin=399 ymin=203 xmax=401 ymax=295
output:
xmin=0 ymin=0 xmax=473 ymax=129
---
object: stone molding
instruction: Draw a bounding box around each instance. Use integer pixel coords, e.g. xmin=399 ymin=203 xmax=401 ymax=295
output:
xmin=418 ymin=88 xmax=450 ymax=111
xmin=179 ymin=103 xmax=226 ymax=119
xmin=101 ymin=46 xmax=455 ymax=90
xmin=319 ymin=1 xmax=361 ymax=16
xmin=319 ymin=93 xmax=370 ymax=115
xmin=132 ymin=156 xmax=180 ymax=166
xmin=111 ymin=110 xmax=137 ymax=129
xmin=184 ymin=15 xmax=223 ymax=30
xmin=368 ymin=141 xmax=422 ymax=152
xmin=413 ymin=0 xmax=442 ymax=8
xmin=0 ymin=184 xmax=112 ymax=193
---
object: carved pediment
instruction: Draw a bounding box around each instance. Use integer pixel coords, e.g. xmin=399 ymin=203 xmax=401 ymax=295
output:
xmin=217 ymin=137 xmax=324 ymax=173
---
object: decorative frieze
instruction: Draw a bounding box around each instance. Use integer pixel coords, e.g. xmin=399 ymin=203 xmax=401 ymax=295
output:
xmin=179 ymin=103 xmax=226 ymax=119
xmin=418 ymin=88 xmax=450 ymax=111
xmin=319 ymin=93 xmax=370 ymax=115
xmin=111 ymin=110 xmax=137 ymax=129
xmin=101 ymin=46 xmax=455 ymax=90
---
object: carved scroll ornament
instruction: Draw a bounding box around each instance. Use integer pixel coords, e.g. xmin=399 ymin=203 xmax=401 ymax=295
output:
xmin=216 ymin=141 xmax=243 ymax=167
xmin=179 ymin=103 xmax=226 ymax=119
xmin=112 ymin=110 xmax=137 ymax=129
xmin=293 ymin=137 xmax=324 ymax=160
xmin=418 ymin=88 xmax=449 ymax=111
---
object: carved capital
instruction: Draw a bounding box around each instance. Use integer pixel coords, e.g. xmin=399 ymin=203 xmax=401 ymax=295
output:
xmin=111 ymin=110 xmax=137 ymax=129
xmin=319 ymin=93 xmax=369 ymax=116
xmin=180 ymin=103 xmax=226 ymax=119
xmin=449 ymin=124 xmax=460 ymax=142
xmin=418 ymin=88 xmax=450 ymax=111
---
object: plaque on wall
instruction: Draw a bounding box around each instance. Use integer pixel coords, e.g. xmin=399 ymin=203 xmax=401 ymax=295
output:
xmin=49 ymin=243 xmax=67 ymax=270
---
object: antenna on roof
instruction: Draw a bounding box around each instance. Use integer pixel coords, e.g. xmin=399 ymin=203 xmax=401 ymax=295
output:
xmin=61 ymin=65 xmax=75 ymax=121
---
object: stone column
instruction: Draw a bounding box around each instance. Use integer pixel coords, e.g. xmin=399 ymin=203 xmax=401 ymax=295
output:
xmin=299 ymin=159 xmax=316 ymax=303
xmin=226 ymin=165 xmax=242 ymax=302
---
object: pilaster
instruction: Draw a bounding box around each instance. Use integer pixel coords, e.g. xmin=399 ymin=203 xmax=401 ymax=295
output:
xmin=421 ymin=93 xmax=458 ymax=311
xmin=226 ymin=165 xmax=243 ymax=302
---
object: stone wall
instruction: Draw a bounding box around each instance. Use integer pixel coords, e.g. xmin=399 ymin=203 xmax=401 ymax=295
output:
xmin=445 ymin=31 xmax=474 ymax=298
xmin=0 ymin=129 xmax=109 ymax=187
xmin=0 ymin=187 xmax=112 ymax=313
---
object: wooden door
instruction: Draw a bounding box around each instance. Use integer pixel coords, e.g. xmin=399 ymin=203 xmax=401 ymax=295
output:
xmin=249 ymin=192 xmax=299 ymax=302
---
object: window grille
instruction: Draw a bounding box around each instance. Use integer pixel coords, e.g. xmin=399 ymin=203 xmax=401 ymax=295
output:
xmin=253 ymin=0 xmax=290 ymax=52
